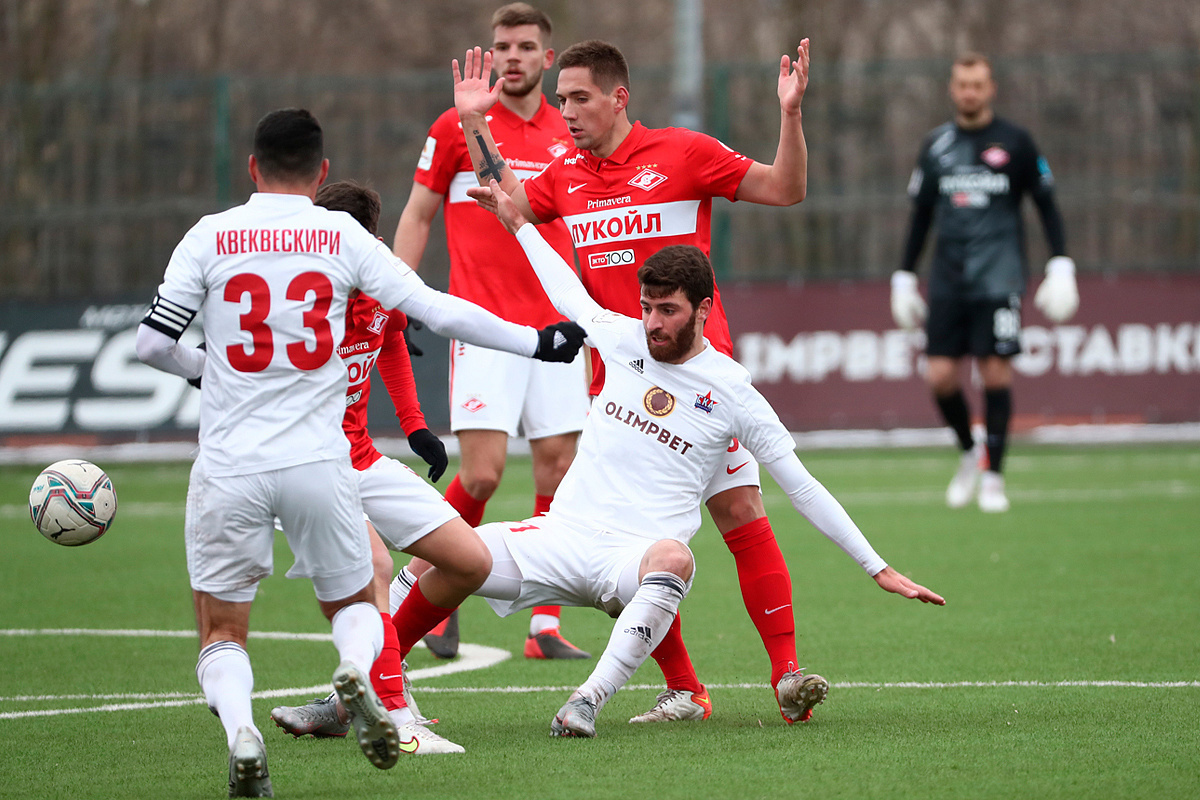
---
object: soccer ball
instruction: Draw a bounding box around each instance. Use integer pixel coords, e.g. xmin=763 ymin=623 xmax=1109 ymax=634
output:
xmin=29 ymin=459 xmax=118 ymax=546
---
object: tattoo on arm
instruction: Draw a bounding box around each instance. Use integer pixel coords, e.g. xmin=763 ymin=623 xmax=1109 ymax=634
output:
xmin=474 ymin=132 xmax=507 ymax=183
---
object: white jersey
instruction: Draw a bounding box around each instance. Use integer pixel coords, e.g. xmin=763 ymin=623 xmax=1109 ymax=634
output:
xmin=551 ymin=311 xmax=795 ymax=542
xmin=515 ymin=224 xmax=887 ymax=575
xmin=148 ymin=192 xmax=535 ymax=478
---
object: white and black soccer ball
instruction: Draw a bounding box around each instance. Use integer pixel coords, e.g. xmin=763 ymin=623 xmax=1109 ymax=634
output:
xmin=29 ymin=459 xmax=118 ymax=546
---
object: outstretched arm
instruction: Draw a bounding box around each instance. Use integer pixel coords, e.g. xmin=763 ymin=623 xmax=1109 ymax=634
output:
xmin=762 ymin=450 xmax=945 ymax=604
xmin=453 ymin=47 xmax=542 ymax=222
xmin=493 ymin=180 xmax=601 ymax=324
xmin=734 ymin=40 xmax=810 ymax=206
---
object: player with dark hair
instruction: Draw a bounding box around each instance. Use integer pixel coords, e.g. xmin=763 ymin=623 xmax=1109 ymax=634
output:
xmin=890 ymin=53 xmax=1078 ymax=512
xmin=452 ymin=37 xmax=819 ymax=725
xmin=135 ymin=109 xmax=586 ymax=794
xmin=392 ymin=2 xmax=589 ymax=661
xmin=386 ymin=180 xmax=943 ymax=738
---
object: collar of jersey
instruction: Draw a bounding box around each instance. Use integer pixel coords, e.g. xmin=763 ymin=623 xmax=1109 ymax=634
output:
xmin=247 ymin=192 xmax=315 ymax=206
xmin=578 ymin=121 xmax=648 ymax=168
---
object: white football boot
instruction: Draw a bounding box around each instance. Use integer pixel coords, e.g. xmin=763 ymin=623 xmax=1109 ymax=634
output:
xmin=946 ymin=443 xmax=985 ymax=508
xmin=977 ymin=471 xmax=1011 ymax=513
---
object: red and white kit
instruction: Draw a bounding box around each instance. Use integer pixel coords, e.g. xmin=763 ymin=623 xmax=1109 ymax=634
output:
xmin=340 ymin=293 xmax=458 ymax=551
xmin=416 ymin=100 xmax=588 ymax=436
xmin=523 ymin=122 xmax=756 ymax=495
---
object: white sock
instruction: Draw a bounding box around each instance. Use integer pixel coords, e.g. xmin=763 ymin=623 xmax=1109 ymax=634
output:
xmin=575 ymin=571 xmax=687 ymax=711
xmin=331 ymin=601 xmax=383 ymax=675
xmin=389 ymin=567 xmax=417 ymax=615
xmin=388 ymin=705 xmax=416 ymax=728
xmin=196 ymin=641 xmax=258 ymax=749
xmin=529 ymin=613 xmax=560 ymax=636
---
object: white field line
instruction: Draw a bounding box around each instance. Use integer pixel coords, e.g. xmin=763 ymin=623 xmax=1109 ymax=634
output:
xmin=765 ymin=480 xmax=1198 ymax=507
xmin=0 ymin=628 xmax=509 ymax=720
xmin=3 ymin=478 xmax=1197 ymax=522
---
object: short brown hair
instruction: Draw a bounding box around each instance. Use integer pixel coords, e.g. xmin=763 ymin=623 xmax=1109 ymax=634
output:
xmin=315 ymin=180 xmax=381 ymax=236
xmin=492 ymin=3 xmax=551 ymax=39
xmin=953 ymin=52 xmax=993 ymax=75
xmin=637 ymin=245 xmax=714 ymax=310
xmin=557 ymin=40 xmax=630 ymax=93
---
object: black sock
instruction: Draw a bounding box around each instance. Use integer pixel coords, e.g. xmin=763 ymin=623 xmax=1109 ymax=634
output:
xmin=984 ymin=388 xmax=1012 ymax=473
xmin=935 ymin=390 xmax=974 ymax=451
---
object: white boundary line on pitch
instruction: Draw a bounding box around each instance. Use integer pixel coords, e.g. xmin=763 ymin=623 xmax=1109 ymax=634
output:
xmin=0 ymin=628 xmax=510 ymax=720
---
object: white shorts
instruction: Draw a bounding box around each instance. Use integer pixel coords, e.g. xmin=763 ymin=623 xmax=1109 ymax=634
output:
xmin=474 ymin=516 xmax=694 ymax=619
xmin=185 ymin=457 xmax=373 ymax=604
xmin=701 ymin=436 xmax=763 ymax=503
xmin=449 ymin=339 xmax=589 ymax=439
xmin=357 ymin=456 xmax=459 ymax=551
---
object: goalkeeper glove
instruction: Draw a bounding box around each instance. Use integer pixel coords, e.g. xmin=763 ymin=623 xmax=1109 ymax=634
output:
xmin=890 ymin=271 xmax=927 ymax=331
xmin=1033 ymin=256 xmax=1079 ymax=322
xmin=407 ymin=428 xmax=448 ymax=482
xmin=533 ymin=321 xmax=586 ymax=363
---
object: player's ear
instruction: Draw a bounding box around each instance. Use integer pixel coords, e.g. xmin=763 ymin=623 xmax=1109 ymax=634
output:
xmin=613 ymin=85 xmax=630 ymax=113
xmin=248 ymin=155 xmax=260 ymax=185
xmin=696 ymin=296 xmax=713 ymax=324
xmin=543 ymin=48 xmax=554 ymax=70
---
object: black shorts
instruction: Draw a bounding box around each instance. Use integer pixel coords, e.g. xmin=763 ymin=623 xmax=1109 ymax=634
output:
xmin=925 ymin=293 xmax=1022 ymax=358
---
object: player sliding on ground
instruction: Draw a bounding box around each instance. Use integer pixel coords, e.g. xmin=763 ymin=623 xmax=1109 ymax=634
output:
xmin=386 ymin=181 xmax=945 ymax=738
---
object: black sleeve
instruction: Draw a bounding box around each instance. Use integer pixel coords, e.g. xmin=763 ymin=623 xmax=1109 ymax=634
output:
xmin=900 ymin=143 xmax=938 ymax=272
xmin=1022 ymin=133 xmax=1067 ymax=257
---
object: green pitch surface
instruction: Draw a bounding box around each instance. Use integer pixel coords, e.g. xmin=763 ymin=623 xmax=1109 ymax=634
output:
xmin=2 ymin=444 xmax=1198 ymax=799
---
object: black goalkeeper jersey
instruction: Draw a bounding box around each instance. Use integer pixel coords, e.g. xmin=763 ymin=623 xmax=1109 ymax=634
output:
xmin=901 ymin=116 xmax=1066 ymax=300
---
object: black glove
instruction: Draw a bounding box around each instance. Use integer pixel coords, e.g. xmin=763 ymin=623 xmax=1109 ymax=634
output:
xmin=407 ymin=428 xmax=448 ymax=482
xmin=187 ymin=341 xmax=207 ymax=389
xmin=532 ymin=321 xmax=586 ymax=363
xmin=405 ymin=318 xmax=424 ymax=358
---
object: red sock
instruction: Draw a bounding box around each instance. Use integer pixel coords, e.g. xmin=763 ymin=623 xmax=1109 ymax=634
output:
xmin=391 ymin=579 xmax=456 ymax=658
xmin=371 ymin=611 xmax=407 ymax=711
xmin=649 ymin=612 xmax=704 ymax=694
xmin=444 ymin=474 xmax=487 ymax=527
xmin=722 ymin=517 xmax=797 ymax=688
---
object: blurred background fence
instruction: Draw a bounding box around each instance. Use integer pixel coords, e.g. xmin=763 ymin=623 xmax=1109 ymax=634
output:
xmin=3 ymin=49 xmax=1197 ymax=301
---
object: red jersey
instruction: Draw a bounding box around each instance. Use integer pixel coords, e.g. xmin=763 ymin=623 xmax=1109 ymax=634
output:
xmin=340 ymin=292 xmax=427 ymax=470
xmin=522 ymin=122 xmax=753 ymax=392
xmin=414 ymin=98 xmax=577 ymax=328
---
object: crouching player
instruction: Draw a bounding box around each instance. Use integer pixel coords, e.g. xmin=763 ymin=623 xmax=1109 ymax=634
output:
xmin=386 ymin=182 xmax=945 ymax=737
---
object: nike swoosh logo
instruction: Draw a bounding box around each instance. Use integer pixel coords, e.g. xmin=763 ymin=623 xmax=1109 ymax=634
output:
xmin=567 ymin=182 xmax=587 ymax=193
xmin=399 ymin=736 xmax=420 ymax=754
xmin=694 ymin=692 xmax=711 ymax=707
xmin=726 ymin=462 xmax=750 ymax=475
xmin=377 ymin=674 xmax=402 ymax=681
xmin=764 ymin=604 xmax=792 ymax=615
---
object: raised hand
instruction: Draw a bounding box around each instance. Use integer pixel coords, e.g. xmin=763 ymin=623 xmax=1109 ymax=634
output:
xmin=778 ymin=39 xmax=810 ymax=115
xmin=453 ymin=46 xmax=502 ymax=118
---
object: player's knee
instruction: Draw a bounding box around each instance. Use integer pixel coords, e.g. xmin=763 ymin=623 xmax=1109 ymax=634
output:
xmin=708 ymin=489 xmax=765 ymax=531
xmin=446 ymin=536 xmax=494 ymax=590
xmin=643 ymin=540 xmax=694 ymax=582
xmin=460 ymin=470 xmax=502 ymax=500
